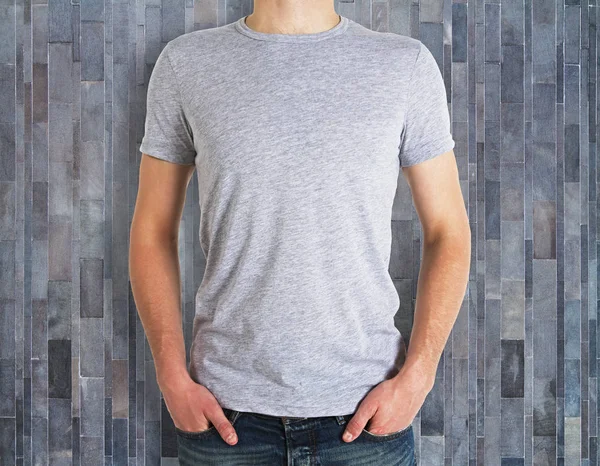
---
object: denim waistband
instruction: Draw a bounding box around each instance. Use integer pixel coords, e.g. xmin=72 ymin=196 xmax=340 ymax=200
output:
xmin=232 ymin=409 xmax=353 ymax=425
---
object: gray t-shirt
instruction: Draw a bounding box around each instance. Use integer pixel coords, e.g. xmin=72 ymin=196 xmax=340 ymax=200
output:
xmin=139 ymin=14 xmax=454 ymax=417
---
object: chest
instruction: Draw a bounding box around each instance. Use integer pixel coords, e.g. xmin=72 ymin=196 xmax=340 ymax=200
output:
xmin=182 ymin=51 xmax=407 ymax=184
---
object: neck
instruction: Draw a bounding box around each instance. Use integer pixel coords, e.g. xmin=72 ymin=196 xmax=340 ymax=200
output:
xmin=245 ymin=2 xmax=340 ymax=35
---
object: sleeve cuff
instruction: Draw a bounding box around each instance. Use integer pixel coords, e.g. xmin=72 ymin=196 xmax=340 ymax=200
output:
xmin=139 ymin=140 xmax=196 ymax=166
xmin=400 ymin=136 xmax=455 ymax=168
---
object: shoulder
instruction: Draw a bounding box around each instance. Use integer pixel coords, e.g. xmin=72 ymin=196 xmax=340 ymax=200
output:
xmin=163 ymin=22 xmax=237 ymax=59
xmin=346 ymin=20 xmax=423 ymax=58
xmin=340 ymin=21 xmax=425 ymax=76
xmin=159 ymin=23 xmax=237 ymax=77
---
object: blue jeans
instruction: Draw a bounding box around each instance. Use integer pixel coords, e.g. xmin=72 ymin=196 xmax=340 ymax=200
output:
xmin=176 ymin=407 xmax=417 ymax=465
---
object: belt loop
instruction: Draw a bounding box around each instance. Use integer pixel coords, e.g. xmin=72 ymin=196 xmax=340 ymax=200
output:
xmin=223 ymin=408 xmax=235 ymax=422
xmin=228 ymin=409 xmax=240 ymax=424
xmin=335 ymin=415 xmax=347 ymax=426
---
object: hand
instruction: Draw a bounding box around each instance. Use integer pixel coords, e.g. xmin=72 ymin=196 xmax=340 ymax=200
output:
xmin=342 ymin=366 xmax=432 ymax=442
xmin=160 ymin=374 xmax=238 ymax=445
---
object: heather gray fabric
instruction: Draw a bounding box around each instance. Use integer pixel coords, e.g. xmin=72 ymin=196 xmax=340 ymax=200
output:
xmin=139 ymin=14 xmax=455 ymax=417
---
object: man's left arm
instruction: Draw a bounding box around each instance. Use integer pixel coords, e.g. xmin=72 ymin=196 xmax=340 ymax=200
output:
xmin=394 ymin=148 xmax=471 ymax=389
xmin=343 ymin=149 xmax=470 ymax=442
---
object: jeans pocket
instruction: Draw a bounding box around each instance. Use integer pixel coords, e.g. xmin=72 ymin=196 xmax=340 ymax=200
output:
xmin=361 ymin=423 xmax=413 ymax=441
xmin=175 ymin=407 xmax=240 ymax=439
xmin=340 ymin=414 xmax=413 ymax=441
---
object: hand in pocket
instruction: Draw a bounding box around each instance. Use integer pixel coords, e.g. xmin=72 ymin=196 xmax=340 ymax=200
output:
xmin=162 ymin=375 xmax=238 ymax=445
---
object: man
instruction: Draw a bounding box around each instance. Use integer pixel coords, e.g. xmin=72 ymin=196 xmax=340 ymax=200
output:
xmin=129 ymin=3 xmax=470 ymax=465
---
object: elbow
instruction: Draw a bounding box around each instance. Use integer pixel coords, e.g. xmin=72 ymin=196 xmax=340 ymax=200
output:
xmin=423 ymin=214 xmax=471 ymax=255
xmin=423 ymin=224 xmax=471 ymax=276
xmin=130 ymin=215 xmax=179 ymax=251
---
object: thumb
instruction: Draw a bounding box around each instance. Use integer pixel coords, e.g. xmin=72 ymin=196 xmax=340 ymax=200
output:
xmin=205 ymin=408 xmax=238 ymax=445
xmin=342 ymin=404 xmax=377 ymax=443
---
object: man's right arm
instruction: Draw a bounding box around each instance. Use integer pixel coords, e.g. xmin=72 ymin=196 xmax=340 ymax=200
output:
xmin=129 ymin=152 xmax=194 ymax=388
xmin=129 ymin=153 xmax=239 ymax=445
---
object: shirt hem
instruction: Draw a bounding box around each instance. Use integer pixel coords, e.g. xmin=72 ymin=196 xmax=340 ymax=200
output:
xmin=400 ymin=136 xmax=456 ymax=168
xmin=139 ymin=142 xmax=197 ymax=166
xmin=214 ymin=395 xmax=362 ymax=418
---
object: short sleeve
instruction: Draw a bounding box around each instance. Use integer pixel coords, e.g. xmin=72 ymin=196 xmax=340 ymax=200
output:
xmin=398 ymin=42 xmax=455 ymax=167
xmin=139 ymin=44 xmax=197 ymax=165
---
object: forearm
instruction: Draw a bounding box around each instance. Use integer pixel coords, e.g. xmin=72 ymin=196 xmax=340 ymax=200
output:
xmin=129 ymin=234 xmax=190 ymax=388
xmin=396 ymin=228 xmax=471 ymax=390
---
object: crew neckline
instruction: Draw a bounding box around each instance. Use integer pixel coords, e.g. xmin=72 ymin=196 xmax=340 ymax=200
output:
xmin=234 ymin=14 xmax=350 ymax=42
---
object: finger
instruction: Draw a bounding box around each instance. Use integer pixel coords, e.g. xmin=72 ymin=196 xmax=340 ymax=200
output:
xmin=205 ymin=408 xmax=238 ymax=445
xmin=343 ymin=404 xmax=377 ymax=442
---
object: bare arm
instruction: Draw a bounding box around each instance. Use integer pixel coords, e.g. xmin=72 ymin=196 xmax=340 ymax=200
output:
xmin=129 ymin=153 xmax=239 ymax=445
xmin=394 ymin=149 xmax=471 ymax=389
xmin=129 ymin=153 xmax=195 ymax=387
xmin=341 ymin=149 xmax=471 ymax=442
